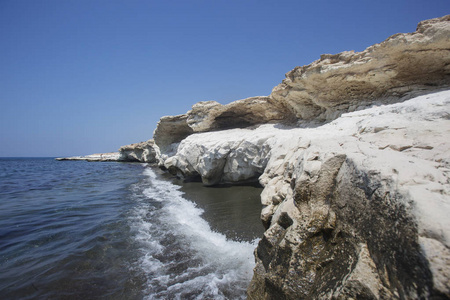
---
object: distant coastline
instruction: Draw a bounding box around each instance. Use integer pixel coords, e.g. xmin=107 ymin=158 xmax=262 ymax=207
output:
xmin=55 ymin=152 xmax=120 ymax=162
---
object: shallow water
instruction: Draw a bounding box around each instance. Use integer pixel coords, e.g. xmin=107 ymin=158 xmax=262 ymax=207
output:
xmin=179 ymin=180 xmax=264 ymax=242
xmin=0 ymin=158 xmax=263 ymax=299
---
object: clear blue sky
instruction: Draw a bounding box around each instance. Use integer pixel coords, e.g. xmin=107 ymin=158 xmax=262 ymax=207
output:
xmin=0 ymin=0 xmax=448 ymax=157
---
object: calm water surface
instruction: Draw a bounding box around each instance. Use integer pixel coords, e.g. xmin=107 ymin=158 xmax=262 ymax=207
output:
xmin=0 ymin=158 xmax=263 ymax=299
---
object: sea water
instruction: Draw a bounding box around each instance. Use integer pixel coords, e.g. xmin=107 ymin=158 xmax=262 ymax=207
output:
xmin=0 ymin=158 xmax=263 ymax=299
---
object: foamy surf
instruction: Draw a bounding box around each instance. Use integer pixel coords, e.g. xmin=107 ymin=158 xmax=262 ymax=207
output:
xmin=129 ymin=168 xmax=258 ymax=299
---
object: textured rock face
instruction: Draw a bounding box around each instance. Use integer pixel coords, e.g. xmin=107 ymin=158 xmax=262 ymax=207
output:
xmin=163 ymin=91 xmax=450 ymax=299
xmin=153 ymin=96 xmax=291 ymax=156
xmin=271 ymin=15 xmax=450 ymax=122
xmin=118 ymin=140 xmax=157 ymax=163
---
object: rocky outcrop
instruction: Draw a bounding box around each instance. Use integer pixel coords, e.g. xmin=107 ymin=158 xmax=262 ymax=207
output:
xmin=56 ymin=141 xmax=158 ymax=163
xmin=118 ymin=140 xmax=157 ymax=163
xmin=164 ymin=90 xmax=450 ymax=298
xmin=271 ymin=15 xmax=450 ymax=123
xmin=153 ymin=96 xmax=292 ymax=155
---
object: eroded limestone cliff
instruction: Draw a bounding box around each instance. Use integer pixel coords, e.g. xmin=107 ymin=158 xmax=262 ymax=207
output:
xmin=120 ymin=16 xmax=450 ymax=299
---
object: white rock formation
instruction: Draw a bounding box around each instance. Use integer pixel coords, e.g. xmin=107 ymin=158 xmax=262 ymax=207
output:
xmin=163 ymin=90 xmax=450 ymax=298
xmin=153 ymin=114 xmax=194 ymax=154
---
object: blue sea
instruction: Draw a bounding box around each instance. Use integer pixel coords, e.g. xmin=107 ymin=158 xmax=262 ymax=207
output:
xmin=0 ymin=158 xmax=262 ymax=299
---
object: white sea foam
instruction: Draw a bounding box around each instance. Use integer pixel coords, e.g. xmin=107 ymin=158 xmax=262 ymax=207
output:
xmin=129 ymin=168 xmax=258 ymax=299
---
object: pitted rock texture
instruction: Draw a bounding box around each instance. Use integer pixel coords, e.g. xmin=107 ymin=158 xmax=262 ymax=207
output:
xmin=270 ymin=15 xmax=450 ymax=122
xmin=118 ymin=140 xmax=157 ymax=163
xmin=163 ymin=91 xmax=450 ymax=299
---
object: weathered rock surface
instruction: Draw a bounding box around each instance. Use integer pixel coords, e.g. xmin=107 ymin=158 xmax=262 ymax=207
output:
xmin=55 ymin=152 xmax=120 ymax=162
xmin=118 ymin=139 xmax=157 ymax=163
xmin=271 ymin=15 xmax=450 ymax=123
xmin=153 ymin=96 xmax=291 ymax=155
xmin=163 ymin=90 xmax=450 ymax=299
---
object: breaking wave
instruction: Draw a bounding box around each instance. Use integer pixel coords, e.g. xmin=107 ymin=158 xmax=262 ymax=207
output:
xmin=129 ymin=168 xmax=258 ymax=299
